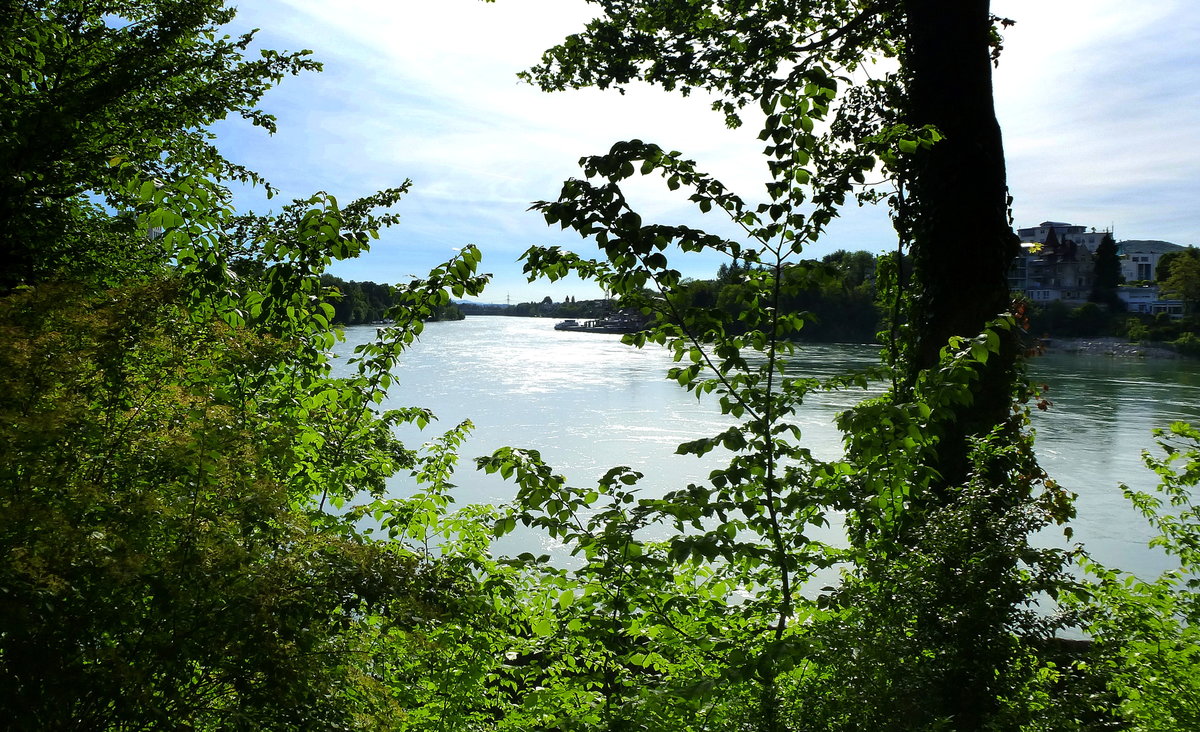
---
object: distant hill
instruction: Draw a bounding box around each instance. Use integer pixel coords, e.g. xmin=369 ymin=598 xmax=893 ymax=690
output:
xmin=1118 ymin=239 xmax=1186 ymax=253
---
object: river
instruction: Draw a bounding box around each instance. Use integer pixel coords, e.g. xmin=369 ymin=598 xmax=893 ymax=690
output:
xmin=331 ymin=315 xmax=1200 ymax=579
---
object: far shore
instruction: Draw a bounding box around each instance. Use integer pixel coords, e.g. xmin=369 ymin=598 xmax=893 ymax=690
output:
xmin=1037 ymin=336 xmax=1182 ymax=359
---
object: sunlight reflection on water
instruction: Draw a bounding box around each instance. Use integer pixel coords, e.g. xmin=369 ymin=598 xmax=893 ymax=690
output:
xmin=332 ymin=316 xmax=1200 ymax=579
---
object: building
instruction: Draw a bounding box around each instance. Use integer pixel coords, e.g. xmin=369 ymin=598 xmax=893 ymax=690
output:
xmin=1011 ymin=221 xmax=1111 ymax=303
xmin=1117 ymin=285 xmax=1184 ymax=316
xmin=1018 ymin=227 xmax=1094 ymax=304
xmin=1009 ymin=220 xmax=1196 ymax=317
xmin=1117 ymin=240 xmax=1183 ymax=283
xmin=1011 ymin=221 xmax=1191 ymax=314
xmin=1017 ymin=221 xmax=1111 ymax=253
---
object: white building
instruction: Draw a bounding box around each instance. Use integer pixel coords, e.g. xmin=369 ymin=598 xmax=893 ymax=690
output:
xmin=1117 ymin=285 xmax=1184 ymax=317
xmin=1117 ymin=240 xmax=1183 ymax=283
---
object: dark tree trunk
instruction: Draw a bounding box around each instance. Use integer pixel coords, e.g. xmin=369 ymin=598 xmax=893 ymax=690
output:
xmin=900 ymin=3 xmax=1021 ymax=729
xmin=903 ymin=0 xmax=1019 ymax=487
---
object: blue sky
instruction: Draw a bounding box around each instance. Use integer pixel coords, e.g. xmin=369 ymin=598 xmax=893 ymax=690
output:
xmin=212 ymin=0 xmax=1200 ymax=303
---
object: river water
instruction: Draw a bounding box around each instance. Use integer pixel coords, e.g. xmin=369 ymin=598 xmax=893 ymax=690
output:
xmin=332 ymin=316 xmax=1200 ymax=579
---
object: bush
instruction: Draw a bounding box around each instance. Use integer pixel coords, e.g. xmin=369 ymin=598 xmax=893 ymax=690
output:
xmin=1170 ymin=331 xmax=1200 ymax=357
xmin=1126 ymin=317 xmax=1151 ymax=342
xmin=1068 ymin=302 xmax=1108 ymax=337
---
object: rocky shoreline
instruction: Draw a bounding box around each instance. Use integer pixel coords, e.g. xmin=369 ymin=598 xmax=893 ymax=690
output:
xmin=1037 ymin=336 xmax=1182 ymax=359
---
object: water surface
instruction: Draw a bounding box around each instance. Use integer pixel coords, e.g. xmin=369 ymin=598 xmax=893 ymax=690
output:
xmin=332 ymin=316 xmax=1200 ymax=577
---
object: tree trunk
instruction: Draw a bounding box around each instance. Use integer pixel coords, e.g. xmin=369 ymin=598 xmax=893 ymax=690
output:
xmin=904 ymin=0 xmax=1019 ymax=488
xmin=900 ymin=3 xmax=1021 ymax=729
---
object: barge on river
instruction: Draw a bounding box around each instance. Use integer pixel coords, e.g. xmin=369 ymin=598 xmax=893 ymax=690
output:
xmin=553 ymin=315 xmax=645 ymax=334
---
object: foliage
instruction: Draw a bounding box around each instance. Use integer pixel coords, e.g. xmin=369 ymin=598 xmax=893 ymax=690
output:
xmin=541 ymin=296 xmax=613 ymax=319
xmin=0 ymin=0 xmax=319 ymax=290
xmin=822 ymin=248 xmax=877 ymax=288
xmin=1067 ymin=422 xmax=1200 ymax=731
xmin=7 ymin=0 xmax=1199 ymax=729
xmin=666 ymin=253 xmax=882 ymax=343
xmin=1169 ymin=331 xmax=1200 ymax=357
xmin=1092 ymin=234 xmax=1122 ymax=289
xmin=1064 ymin=302 xmax=1108 ymax=338
xmin=1027 ymin=300 xmax=1139 ymax=340
xmin=1125 ymin=315 xmax=1153 ymax=343
xmin=1154 ymin=246 xmax=1200 ymax=284
xmin=0 ymin=213 xmax=489 ymax=727
xmin=467 ymin=296 xmax=616 ymax=319
xmin=321 ymin=275 xmax=465 ymax=324
xmin=1089 ymin=234 xmax=1124 ymax=308
xmin=1114 ymin=313 xmax=1200 ymax=348
xmin=322 ymin=275 xmax=399 ymax=324
xmin=493 ymin=2 xmax=1076 ymax=718
xmin=491 ymin=1 xmax=1100 ymax=729
xmin=1160 ymin=251 xmax=1200 ymax=313
xmin=0 ymin=1 xmax=498 ymax=727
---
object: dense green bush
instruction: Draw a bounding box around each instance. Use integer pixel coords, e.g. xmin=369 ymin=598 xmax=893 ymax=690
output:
xmin=1170 ymin=331 xmax=1200 ymax=357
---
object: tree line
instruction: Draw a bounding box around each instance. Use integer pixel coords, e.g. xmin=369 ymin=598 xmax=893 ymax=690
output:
xmin=321 ymin=275 xmax=464 ymax=324
xmin=475 ymin=251 xmax=880 ymax=342
xmin=3 ymin=2 xmax=1198 ymax=730
xmin=481 ymin=242 xmax=1200 ymax=352
xmin=669 ymin=250 xmax=881 ymax=342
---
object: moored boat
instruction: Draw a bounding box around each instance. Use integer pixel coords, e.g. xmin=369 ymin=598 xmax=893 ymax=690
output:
xmin=553 ymin=315 xmax=644 ymax=334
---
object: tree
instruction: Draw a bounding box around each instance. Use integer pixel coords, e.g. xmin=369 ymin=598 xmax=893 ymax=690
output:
xmin=1065 ymin=423 xmax=1200 ymax=731
xmin=821 ymin=249 xmax=876 ymax=289
xmin=1091 ymin=233 xmax=1124 ymax=308
xmin=0 ymin=2 xmax=496 ymax=726
xmin=1161 ymin=252 xmax=1200 ymax=314
xmin=1157 ymin=246 xmax=1200 ymax=285
xmin=0 ymin=281 xmax=464 ymax=727
xmin=527 ymin=0 xmax=1018 ymax=486
xmin=896 ymin=3 xmax=1021 ymax=485
xmin=515 ymin=2 xmax=1070 ymax=729
xmin=1093 ymin=234 xmax=1122 ymax=289
xmin=0 ymin=0 xmax=318 ymax=290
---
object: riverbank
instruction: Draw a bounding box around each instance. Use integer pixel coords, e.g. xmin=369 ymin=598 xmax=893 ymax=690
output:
xmin=1038 ymin=336 xmax=1182 ymax=359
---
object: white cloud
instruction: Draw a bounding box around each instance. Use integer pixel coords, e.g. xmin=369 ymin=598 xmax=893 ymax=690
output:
xmin=994 ymin=0 xmax=1200 ymax=243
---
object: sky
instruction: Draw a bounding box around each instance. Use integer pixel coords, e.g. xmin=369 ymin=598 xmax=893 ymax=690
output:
xmin=212 ymin=0 xmax=1200 ymax=303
